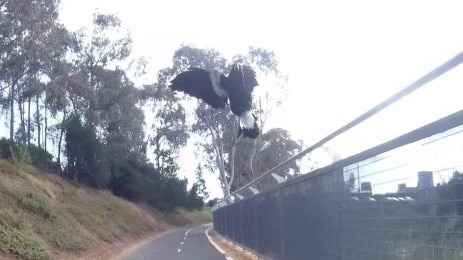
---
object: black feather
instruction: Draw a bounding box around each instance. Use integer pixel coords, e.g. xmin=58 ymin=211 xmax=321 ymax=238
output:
xmin=169 ymin=68 xmax=227 ymax=109
xmin=238 ymin=120 xmax=259 ymax=139
xmin=241 ymin=65 xmax=259 ymax=92
xmin=223 ymin=64 xmax=258 ymax=116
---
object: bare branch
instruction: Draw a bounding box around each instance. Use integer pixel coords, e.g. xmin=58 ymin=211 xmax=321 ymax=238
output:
xmin=228 ymin=136 xmax=241 ymax=190
xmin=248 ymin=136 xmax=260 ymax=179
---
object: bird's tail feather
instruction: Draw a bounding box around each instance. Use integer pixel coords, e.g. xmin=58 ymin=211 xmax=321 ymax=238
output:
xmin=238 ymin=123 xmax=259 ymax=139
xmin=238 ymin=112 xmax=259 ymax=139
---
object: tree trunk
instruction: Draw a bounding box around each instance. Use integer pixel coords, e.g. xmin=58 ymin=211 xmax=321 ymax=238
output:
xmin=44 ymin=97 xmax=47 ymax=152
xmin=248 ymin=136 xmax=260 ymax=180
xmin=248 ymin=96 xmax=268 ymax=180
xmin=57 ymin=111 xmax=66 ymax=174
xmin=222 ymin=183 xmax=230 ymax=198
xmin=27 ymin=96 xmax=31 ymax=147
xmin=218 ymin=160 xmax=230 ymax=198
xmin=228 ymin=136 xmax=241 ymax=192
xmin=18 ymin=96 xmax=26 ymax=145
xmin=36 ymin=95 xmax=40 ymax=148
xmin=155 ymin=134 xmax=161 ymax=170
xmin=9 ymin=84 xmax=14 ymax=141
xmin=210 ymin=133 xmax=229 ymax=197
xmin=208 ymin=127 xmax=230 ymax=198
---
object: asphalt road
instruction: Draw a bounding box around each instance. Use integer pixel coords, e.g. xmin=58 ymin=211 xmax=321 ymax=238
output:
xmin=122 ymin=223 xmax=227 ymax=260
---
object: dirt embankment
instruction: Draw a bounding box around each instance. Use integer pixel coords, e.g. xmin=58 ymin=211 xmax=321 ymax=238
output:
xmin=0 ymin=159 xmax=211 ymax=260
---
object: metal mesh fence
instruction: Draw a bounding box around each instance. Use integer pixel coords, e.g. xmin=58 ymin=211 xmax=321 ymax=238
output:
xmin=213 ymin=110 xmax=463 ymax=260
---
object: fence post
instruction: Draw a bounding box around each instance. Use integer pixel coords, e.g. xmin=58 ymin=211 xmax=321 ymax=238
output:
xmin=253 ymin=198 xmax=260 ymax=258
xmin=231 ymin=203 xmax=235 ymax=241
xmin=225 ymin=206 xmax=229 ymax=239
xmin=240 ymin=201 xmax=244 ymax=246
xmin=277 ymin=190 xmax=285 ymax=258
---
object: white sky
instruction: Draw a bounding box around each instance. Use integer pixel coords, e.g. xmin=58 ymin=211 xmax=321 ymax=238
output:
xmin=49 ymin=0 xmax=463 ymax=198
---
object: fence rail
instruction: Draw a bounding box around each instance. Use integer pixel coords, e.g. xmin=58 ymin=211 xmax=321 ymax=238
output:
xmin=212 ymin=52 xmax=463 ymax=260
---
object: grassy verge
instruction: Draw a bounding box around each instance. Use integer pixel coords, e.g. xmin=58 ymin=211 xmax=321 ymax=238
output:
xmin=207 ymin=229 xmax=258 ymax=260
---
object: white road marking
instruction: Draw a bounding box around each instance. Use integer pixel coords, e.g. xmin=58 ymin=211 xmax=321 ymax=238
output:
xmin=185 ymin=228 xmax=192 ymax=236
xmin=177 ymin=248 xmax=181 ymax=253
xmin=183 ymin=236 xmax=186 ymax=240
xmin=181 ymin=241 xmax=184 ymax=245
xmin=205 ymin=227 xmax=228 ymax=255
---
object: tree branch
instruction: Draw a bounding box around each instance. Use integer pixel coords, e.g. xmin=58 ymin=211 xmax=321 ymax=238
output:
xmin=212 ymin=138 xmax=229 ymax=195
xmin=228 ymin=136 xmax=241 ymax=191
xmin=248 ymin=135 xmax=260 ymax=179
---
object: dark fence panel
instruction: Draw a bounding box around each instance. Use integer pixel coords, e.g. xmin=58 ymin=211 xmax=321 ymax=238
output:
xmin=231 ymin=203 xmax=241 ymax=243
xmin=213 ymin=110 xmax=463 ymax=260
xmin=242 ymin=198 xmax=258 ymax=251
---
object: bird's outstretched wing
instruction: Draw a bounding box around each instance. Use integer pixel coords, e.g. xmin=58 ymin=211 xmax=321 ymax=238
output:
xmin=169 ymin=68 xmax=227 ymax=109
xmin=224 ymin=64 xmax=258 ymax=115
xmin=240 ymin=65 xmax=259 ymax=93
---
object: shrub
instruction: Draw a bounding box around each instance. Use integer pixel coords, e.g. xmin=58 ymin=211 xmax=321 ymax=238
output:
xmin=0 ymin=138 xmax=31 ymax=164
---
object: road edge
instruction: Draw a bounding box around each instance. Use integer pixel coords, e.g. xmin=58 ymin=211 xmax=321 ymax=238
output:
xmin=205 ymin=227 xmax=227 ymax=255
xmin=205 ymin=226 xmax=260 ymax=260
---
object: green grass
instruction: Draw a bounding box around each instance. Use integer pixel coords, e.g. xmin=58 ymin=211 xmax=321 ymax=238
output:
xmin=0 ymin=223 xmax=47 ymax=260
xmin=0 ymin=209 xmax=47 ymax=260
xmin=201 ymin=206 xmax=213 ymax=218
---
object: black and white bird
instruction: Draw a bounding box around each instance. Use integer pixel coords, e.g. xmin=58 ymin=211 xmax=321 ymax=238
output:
xmin=169 ymin=63 xmax=260 ymax=139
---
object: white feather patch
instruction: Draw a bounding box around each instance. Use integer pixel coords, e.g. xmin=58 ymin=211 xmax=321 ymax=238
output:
xmin=240 ymin=111 xmax=255 ymax=129
xmin=209 ymin=70 xmax=227 ymax=97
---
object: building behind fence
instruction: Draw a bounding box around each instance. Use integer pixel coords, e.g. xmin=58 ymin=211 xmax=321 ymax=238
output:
xmin=213 ymin=110 xmax=463 ymax=260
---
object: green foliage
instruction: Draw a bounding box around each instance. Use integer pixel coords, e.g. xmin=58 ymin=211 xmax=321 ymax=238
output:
xmin=19 ymin=192 xmax=54 ymax=220
xmin=206 ymin=198 xmax=219 ymax=207
xmin=186 ymin=184 xmax=205 ymax=209
xmin=193 ymin=165 xmax=209 ymax=200
xmin=233 ymin=128 xmax=303 ymax=190
xmin=0 ymin=139 xmax=61 ymax=173
xmin=28 ymin=144 xmax=60 ymax=173
xmin=109 ymin=158 xmax=204 ymax=211
xmin=1 ymin=0 xmax=69 ymax=142
xmin=162 ymin=176 xmax=190 ymax=210
xmin=0 ymin=224 xmax=47 ymax=260
xmin=255 ymin=128 xmax=302 ymax=177
xmin=437 ymin=171 xmax=463 ymax=215
xmin=0 ymin=179 xmax=83 ymax=252
xmin=65 ymin=115 xmax=111 ymax=188
xmin=110 ymin=159 xmax=162 ymax=203
xmin=28 ymin=145 xmax=53 ymax=167
xmin=42 ymin=218 xmax=86 ymax=251
xmin=0 ymin=183 xmax=48 ymax=260
xmin=0 ymin=138 xmax=31 ymax=164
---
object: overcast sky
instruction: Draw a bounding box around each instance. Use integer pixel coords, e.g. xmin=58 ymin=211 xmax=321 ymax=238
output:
xmin=54 ymin=0 xmax=463 ymax=198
